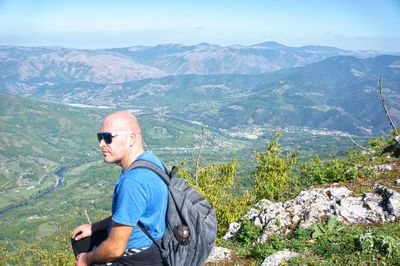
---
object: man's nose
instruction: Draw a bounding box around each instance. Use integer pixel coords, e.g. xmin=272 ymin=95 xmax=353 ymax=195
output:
xmin=98 ymin=138 xmax=106 ymax=147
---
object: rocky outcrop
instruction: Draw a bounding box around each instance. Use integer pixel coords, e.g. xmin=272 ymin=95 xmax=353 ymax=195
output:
xmin=223 ymin=184 xmax=400 ymax=243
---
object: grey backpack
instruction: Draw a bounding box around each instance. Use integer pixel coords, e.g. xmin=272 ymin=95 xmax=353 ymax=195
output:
xmin=128 ymin=160 xmax=217 ymax=266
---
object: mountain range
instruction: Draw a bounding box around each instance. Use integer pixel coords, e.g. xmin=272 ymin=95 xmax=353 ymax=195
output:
xmin=0 ymin=42 xmax=387 ymax=84
xmin=0 ymin=42 xmax=399 ymax=135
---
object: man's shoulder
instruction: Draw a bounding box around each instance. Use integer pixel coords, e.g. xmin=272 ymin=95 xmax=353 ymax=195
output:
xmin=123 ymin=151 xmax=165 ymax=184
xmin=136 ymin=150 xmax=163 ymax=168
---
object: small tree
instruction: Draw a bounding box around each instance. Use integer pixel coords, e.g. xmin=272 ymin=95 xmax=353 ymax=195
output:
xmin=179 ymin=160 xmax=254 ymax=235
xmin=253 ymin=131 xmax=299 ymax=201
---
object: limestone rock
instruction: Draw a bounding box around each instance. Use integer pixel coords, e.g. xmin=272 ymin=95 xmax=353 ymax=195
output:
xmin=369 ymin=163 xmax=395 ymax=172
xmin=335 ymin=196 xmax=380 ymax=224
xmin=244 ymin=207 xmax=261 ymax=220
xmin=257 ymin=204 xmax=291 ymax=243
xmin=362 ymin=193 xmax=387 ymax=221
xmin=374 ymin=184 xmax=400 ymax=219
xmin=206 ymin=246 xmax=232 ymax=263
xmin=222 ymin=222 xmax=241 ymax=240
xmin=261 ymin=250 xmax=303 ymax=266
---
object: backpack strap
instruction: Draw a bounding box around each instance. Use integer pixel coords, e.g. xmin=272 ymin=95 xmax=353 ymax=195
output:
xmin=136 ymin=222 xmax=166 ymax=265
xmin=126 ymin=159 xmax=172 ymax=186
xmin=136 ymin=222 xmax=161 ymax=250
xmin=125 ymin=159 xmax=175 ymax=262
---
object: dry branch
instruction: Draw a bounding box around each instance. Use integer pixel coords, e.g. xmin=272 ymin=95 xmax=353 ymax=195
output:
xmin=84 ymin=209 xmax=91 ymax=224
xmin=348 ymin=135 xmax=367 ymax=150
xmin=195 ymin=126 xmax=206 ymax=186
xmin=378 ymin=76 xmax=397 ymax=132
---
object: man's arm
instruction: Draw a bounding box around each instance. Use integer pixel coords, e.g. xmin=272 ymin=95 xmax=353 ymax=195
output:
xmin=71 ymin=216 xmax=112 ymax=241
xmin=76 ymin=222 xmax=133 ymax=265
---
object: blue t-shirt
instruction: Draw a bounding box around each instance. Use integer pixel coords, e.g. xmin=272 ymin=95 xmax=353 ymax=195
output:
xmin=111 ymin=151 xmax=168 ymax=249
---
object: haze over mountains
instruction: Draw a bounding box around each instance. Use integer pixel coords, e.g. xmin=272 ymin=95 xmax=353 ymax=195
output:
xmin=0 ymin=42 xmax=399 ymax=135
xmin=0 ymin=42 xmax=388 ymax=83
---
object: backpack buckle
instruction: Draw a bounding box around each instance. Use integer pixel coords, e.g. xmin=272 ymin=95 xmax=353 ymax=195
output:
xmin=173 ymin=225 xmax=190 ymax=246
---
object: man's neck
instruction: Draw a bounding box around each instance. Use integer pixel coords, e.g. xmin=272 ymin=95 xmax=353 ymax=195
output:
xmin=120 ymin=147 xmax=145 ymax=169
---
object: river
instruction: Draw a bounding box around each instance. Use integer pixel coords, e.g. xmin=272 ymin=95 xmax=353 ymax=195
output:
xmin=55 ymin=167 xmax=67 ymax=188
xmin=0 ymin=167 xmax=66 ymax=216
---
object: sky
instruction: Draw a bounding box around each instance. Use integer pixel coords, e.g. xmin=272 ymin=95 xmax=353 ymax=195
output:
xmin=0 ymin=0 xmax=399 ymax=51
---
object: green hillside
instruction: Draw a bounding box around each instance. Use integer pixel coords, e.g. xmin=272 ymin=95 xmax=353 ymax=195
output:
xmin=0 ymin=93 xmax=384 ymax=265
xmin=0 ymin=93 xmax=106 ymax=210
xmin=0 ymin=92 xmax=360 ymax=211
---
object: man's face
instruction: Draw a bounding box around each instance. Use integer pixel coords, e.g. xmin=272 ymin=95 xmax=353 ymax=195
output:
xmin=98 ymin=120 xmax=131 ymax=165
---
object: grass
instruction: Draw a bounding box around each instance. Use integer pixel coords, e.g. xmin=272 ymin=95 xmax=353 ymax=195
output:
xmin=36 ymin=222 xmax=59 ymax=239
xmin=217 ymin=220 xmax=400 ymax=265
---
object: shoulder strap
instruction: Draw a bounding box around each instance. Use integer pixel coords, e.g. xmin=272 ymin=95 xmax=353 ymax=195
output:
xmin=137 ymin=221 xmax=166 ymax=265
xmin=125 ymin=159 xmax=173 ymax=257
xmin=126 ymin=159 xmax=171 ymax=186
xmin=137 ymin=222 xmax=161 ymax=250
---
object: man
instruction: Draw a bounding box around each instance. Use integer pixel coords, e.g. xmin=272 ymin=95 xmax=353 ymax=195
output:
xmin=71 ymin=111 xmax=168 ymax=266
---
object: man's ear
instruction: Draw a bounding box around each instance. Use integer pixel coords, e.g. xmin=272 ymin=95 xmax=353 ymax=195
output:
xmin=129 ymin=134 xmax=136 ymax=146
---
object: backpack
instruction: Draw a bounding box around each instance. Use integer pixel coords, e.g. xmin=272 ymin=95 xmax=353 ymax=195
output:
xmin=127 ymin=160 xmax=218 ymax=266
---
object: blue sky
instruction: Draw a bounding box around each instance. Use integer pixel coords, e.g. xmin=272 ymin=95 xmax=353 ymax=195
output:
xmin=0 ymin=0 xmax=399 ymax=51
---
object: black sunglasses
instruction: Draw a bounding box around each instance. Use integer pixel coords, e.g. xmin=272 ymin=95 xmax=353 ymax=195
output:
xmin=97 ymin=131 xmax=133 ymax=144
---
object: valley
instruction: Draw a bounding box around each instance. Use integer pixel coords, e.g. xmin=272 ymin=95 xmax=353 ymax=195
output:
xmin=0 ymin=42 xmax=398 ymax=263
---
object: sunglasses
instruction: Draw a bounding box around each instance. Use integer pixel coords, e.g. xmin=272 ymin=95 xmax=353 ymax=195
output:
xmin=96 ymin=131 xmax=133 ymax=144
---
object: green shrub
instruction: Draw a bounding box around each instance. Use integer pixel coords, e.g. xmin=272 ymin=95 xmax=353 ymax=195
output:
xmin=368 ymin=130 xmax=400 ymax=156
xmin=253 ymin=131 xmax=299 ymax=201
xmin=0 ymin=232 xmax=75 ymax=265
xmin=310 ymin=216 xmax=345 ymax=239
xmin=298 ymin=151 xmax=371 ymax=186
xmin=356 ymin=231 xmax=400 ymax=259
xmin=250 ymin=235 xmax=285 ymax=259
xmin=356 ymin=231 xmax=375 ymax=254
xmin=376 ymin=235 xmax=399 ymax=259
xmin=179 ymin=160 xmax=254 ymax=236
xmin=368 ymin=136 xmax=389 ymax=155
xmin=234 ymin=219 xmax=263 ymax=246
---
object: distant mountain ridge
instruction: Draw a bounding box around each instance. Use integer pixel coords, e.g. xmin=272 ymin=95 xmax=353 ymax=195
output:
xmin=0 ymin=42 xmax=388 ymax=84
xmin=109 ymin=42 xmax=383 ymax=77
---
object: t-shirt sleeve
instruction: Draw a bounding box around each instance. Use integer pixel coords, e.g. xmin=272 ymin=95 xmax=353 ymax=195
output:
xmin=112 ymin=176 xmax=149 ymax=227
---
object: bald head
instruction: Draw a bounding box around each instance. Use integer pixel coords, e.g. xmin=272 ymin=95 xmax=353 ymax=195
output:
xmin=101 ymin=111 xmax=144 ymax=151
xmin=102 ymin=111 xmax=142 ymax=136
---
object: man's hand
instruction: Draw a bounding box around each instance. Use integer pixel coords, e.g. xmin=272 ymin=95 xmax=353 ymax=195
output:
xmin=71 ymin=216 xmax=112 ymax=241
xmin=76 ymin=252 xmax=91 ymax=266
xmin=71 ymin=223 xmax=92 ymax=241
xmin=71 ymin=220 xmax=132 ymax=265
